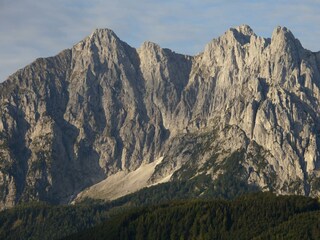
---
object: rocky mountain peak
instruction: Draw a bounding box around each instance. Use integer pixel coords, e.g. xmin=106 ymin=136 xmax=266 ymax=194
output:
xmin=271 ymin=26 xmax=303 ymax=51
xmin=90 ymin=28 xmax=119 ymax=42
xmin=138 ymin=41 xmax=163 ymax=60
xmin=272 ymin=26 xmax=295 ymax=41
xmin=140 ymin=41 xmax=161 ymax=51
xmin=71 ymin=27 xmax=129 ymax=74
xmin=73 ymin=28 xmax=122 ymax=54
xmin=204 ymin=25 xmax=258 ymax=56
xmin=234 ymin=24 xmax=255 ymax=36
xmin=225 ymin=24 xmax=255 ymax=45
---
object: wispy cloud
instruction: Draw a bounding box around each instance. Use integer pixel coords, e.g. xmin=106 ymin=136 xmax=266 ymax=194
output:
xmin=1 ymin=0 xmax=319 ymax=81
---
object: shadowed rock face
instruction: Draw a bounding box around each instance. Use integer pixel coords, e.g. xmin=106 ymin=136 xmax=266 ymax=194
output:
xmin=1 ymin=25 xmax=320 ymax=208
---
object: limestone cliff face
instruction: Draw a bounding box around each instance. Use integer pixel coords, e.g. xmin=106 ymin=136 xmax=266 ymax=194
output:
xmin=1 ymin=25 xmax=320 ymax=208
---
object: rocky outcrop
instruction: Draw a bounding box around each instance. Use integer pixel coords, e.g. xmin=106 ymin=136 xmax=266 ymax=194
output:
xmin=1 ymin=25 xmax=320 ymax=209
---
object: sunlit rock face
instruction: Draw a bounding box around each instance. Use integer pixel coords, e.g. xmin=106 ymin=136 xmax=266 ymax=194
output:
xmin=1 ymin=25 xmax=320 ymax=209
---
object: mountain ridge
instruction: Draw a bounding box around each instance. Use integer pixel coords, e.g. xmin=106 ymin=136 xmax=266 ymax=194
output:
xmin=1 ymin=25 xmax=320 ymax=209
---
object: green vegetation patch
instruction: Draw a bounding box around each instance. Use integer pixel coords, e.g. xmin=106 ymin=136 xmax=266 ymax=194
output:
xmin=67 ymin=193 xmax=320 ymax=240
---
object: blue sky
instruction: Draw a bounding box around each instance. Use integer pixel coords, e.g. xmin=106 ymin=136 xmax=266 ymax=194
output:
xmin=1 ymin=0 xmax=320 ymax=81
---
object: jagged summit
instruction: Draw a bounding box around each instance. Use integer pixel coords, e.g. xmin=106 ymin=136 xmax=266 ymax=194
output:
xmin=272 ymin=26 xmax=294 ymax=37
xmin=204 ymin=24 xmax=259 ymax=51
xmin=1 ymin=25 xmax=320 ymax=209
xmin=73 ymin=27 xmax=121 ymax=52
xmin=233 ymin=24 xmax=255 ymax=36
xmin=271 ymin=25 xmax=302 ymax=49
xmin=139 ymin=41 xmax=161 ymax=51
xmin=90 ymin=28 xmax=118 ymax=39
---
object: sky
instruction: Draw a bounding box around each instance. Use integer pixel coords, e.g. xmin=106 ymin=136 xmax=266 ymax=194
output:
xmin=1 ymin=0 xmax=320 ymax=81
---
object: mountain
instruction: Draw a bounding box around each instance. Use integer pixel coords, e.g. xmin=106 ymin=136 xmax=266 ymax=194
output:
xmin=1 ymin=25 xmax=320 ymax=209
